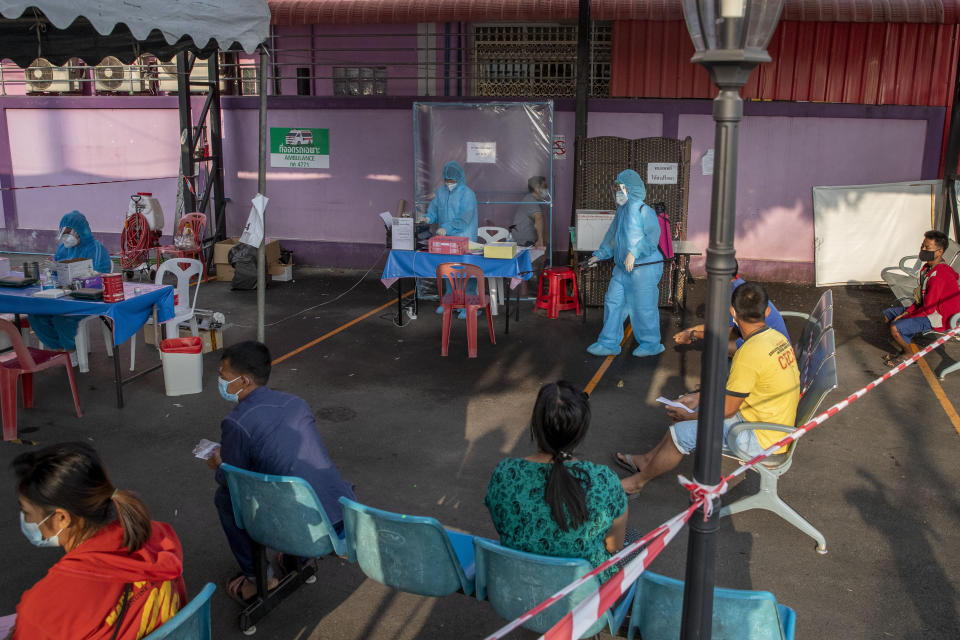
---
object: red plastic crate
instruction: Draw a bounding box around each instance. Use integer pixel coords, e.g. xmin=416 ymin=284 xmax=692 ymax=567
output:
xmin=428 ymin=236 xmax=469 ymax=255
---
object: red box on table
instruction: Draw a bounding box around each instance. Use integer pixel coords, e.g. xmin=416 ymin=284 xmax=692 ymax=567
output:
xmin=428 ymin=236 xmax=469 ymax=255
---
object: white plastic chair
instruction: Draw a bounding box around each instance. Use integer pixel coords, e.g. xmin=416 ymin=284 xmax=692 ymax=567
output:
xmin=130 ymin=258 xmax=202 ymax=371
xmin=75 ymin=260 xmax=117 ymax=373
xmin=477 ymin=226 xmax=510 ymax=315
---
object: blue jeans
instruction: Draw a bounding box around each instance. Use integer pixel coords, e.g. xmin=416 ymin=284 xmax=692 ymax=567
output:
xmin=669 ymin=413 xmax=766 ymax=457
xmin=883 ymin=305 xmax=931 ymax=344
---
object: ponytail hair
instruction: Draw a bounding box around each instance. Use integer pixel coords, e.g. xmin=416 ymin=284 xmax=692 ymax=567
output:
xmin=12 ymin=442 xmax=152 ymax=553
xmin=530 ymin=381 xmax=592 ymax=532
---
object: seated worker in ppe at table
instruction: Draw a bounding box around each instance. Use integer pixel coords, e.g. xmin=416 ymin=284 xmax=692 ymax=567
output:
xmin=205 ymin=341 xmax=356 ymax=606
xmin=418 ymin=161 xmax=480 ymax=318
xmin=28 ymin=211 xmax=112 ymax=359
xmin=673 ymin=260 xmax=790 ymax=357
xmin=882 ymin=229 xmax=960 ymax=367
xmin=510 ymin=175 xmax=548 ymax=248
xmin=615 ymin=282 xmax=800 ymax=496
xmin=586 ymin=170 xmax=664 ymax=358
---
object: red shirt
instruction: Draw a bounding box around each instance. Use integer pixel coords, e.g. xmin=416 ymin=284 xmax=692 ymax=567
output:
xmin=903 ymin=262 xmax=960 ymax=332
xmin=14 ymin=521 xmax=186 ymax=640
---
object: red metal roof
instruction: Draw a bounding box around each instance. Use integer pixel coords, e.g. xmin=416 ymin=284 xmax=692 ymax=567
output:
xmin=611 ymin=20 xmax=960 ymax=106
xmin=269 ymin=0 xmax=960 ymax=26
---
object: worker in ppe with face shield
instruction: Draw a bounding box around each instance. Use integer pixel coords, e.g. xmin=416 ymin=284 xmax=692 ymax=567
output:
xmin=420 ymin=161 xmax=478 ymax=241
xmin=586 ymin=170 xmax=664 ymax=357
xmin=418 ymin=161 xmax=480 ymax=317
xmin=28 ymin=211 xmax=112 ymax=358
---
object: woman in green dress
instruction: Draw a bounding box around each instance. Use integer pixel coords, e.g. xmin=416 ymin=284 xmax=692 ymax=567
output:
xmin=484 ymin=381 xmax=628 ymax=575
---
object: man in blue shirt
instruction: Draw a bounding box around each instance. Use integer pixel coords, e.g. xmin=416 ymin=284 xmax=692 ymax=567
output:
xmin=673 ymin=261 xmax=790 ymax=357
xmin=206 ymin=341 xmax=355 ymax=604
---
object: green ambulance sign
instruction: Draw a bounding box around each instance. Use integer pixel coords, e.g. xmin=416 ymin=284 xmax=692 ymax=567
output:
xmin=269 ymin=127 xmax=330 ymax=169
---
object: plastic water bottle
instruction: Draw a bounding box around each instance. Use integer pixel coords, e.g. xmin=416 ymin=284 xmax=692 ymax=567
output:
xmin=41 ymin=269 xmax=55 ymax=290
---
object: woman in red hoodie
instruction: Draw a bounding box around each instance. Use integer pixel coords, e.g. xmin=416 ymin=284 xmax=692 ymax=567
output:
xmin=6 ymin=442 xmax=186 ymax=640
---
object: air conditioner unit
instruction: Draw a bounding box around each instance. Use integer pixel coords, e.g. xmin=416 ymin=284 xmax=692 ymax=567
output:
xmin=94 ymin=56 xmax=148 ymax=94
xmin=26 ymin=58 xmax=83 ymax=94
xmin=157 ymin=58 xmax=223 ymax=94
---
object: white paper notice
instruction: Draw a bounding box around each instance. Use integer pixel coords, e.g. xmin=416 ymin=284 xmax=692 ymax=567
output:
xmin=379 ymin=211 xmax=393 ymax=227
xmin=467 ymin=141 xmax=497 ymax=163
xmin=656 ymin=396 xmax=696 ymax=413
xmin=193 ymin=439 xmax=220 ymax=460
xmin=239 ymin=193 xmax=269 ymax=247
xmin=647 ymin=163 xmax=679 ymax=185
xmin=702 ymin=149 xmax=714 ymax=175
xmin=392 ymin=217 xmax=414 ymax=251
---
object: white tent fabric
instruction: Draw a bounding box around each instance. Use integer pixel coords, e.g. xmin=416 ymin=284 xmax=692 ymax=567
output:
xmin=0 ymin=0 xmax=270 ymax=53
xmin=813 ymin=180 xmax=941 ymax=286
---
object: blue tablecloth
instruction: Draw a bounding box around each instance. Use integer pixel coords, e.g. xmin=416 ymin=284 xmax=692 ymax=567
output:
xmin=0 ymin=281 xmax=174 ymax=346
xmin=381 ymin=250 xmax=535 ymax=287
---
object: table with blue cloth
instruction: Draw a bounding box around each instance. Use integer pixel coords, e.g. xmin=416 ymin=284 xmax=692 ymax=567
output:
xmin=381 ymin=249 xmax=536 ymax=333
xmin=0 ymin=280 xmax=175 ymax=408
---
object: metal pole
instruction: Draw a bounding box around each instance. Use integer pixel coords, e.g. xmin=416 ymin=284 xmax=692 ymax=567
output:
xmin=679 ymin=85 xmax=741 ymax=640
xmin=570 ymin=0 xmax=591 ymax=255
xmin=176 ymin=53 xmax=196 ymax=216
xmin=257 ymin=48 xmax=268 ymax=343
xmin=208 ymin=54 xmax=227 ymax=245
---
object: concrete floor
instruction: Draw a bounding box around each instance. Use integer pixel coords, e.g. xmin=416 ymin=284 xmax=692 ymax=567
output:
xmin=0 ymin=265 xmax=958 ymax=639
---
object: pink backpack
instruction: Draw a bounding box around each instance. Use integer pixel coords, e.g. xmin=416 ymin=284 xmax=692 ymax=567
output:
xmin=651 ymin=202 xmax=674 ymax=261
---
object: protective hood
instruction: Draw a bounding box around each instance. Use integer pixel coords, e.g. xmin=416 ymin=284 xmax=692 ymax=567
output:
xmin=58 ymin=210 xmax=94 ymax=244
xmin=442 ymin=161 xmax=466 ymax=186
xmin=616 ymin=169 xmax=646 ymax=203
xmin=50 ymin=521 xmax=183 ymax=584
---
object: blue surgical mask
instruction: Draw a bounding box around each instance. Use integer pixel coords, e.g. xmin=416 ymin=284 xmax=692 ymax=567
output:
xmin=20 ymin=511 xmax=64 ymax=548
xmin=218 ymin=375 xmax=242 ymax=403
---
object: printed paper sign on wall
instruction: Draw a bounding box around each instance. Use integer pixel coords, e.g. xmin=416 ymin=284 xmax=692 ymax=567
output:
xmin=466 ymin=141 xmax=497 ymax=163
xmin=647 ymin=163 xmax=678 ymax=184
xmin=270 ymin=128 xmax=330 ymax=168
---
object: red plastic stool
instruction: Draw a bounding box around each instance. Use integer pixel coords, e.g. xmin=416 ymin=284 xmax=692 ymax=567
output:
xmin=535 ymin=267 xmax=582 ymax=319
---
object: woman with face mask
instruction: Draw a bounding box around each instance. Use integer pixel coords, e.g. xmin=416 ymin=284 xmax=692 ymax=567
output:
xmin=6 ymin=442 xmax=186 ymax=639
xmin=27 ymin=211 xmax=113 ymax=358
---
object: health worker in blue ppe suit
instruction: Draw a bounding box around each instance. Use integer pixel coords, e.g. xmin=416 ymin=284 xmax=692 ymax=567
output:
xmin=586 ymin=170 xmax=664 ymax=358
xmin=28 ymin=211 xmax=112 ymax=353
xmin=419 ymin=161 xmax=479 ymax=317
xmin=421 ymin=161 xmax=478 ymax=240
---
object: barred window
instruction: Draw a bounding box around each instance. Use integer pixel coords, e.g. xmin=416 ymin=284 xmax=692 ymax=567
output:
xmin=333 ymin=66 xmax=387 ymax=96
xmin=472 ymin=23 xmax=610 ymax=98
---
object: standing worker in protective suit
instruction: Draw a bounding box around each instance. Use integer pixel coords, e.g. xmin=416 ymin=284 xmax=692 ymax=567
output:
xmin=28 ymin=211 xmax=112 ymax=357
xmin=420 ymin=161 xmax=478 ymax=241
xmin=586 ymin=170 xmax=664 ymax=357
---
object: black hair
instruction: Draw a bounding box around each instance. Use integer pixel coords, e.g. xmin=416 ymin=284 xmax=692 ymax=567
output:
xmin=924 ymin=229 xmax=949 ymax=252
xmin=732 ymin=258 xmax=739 ymax=278
xmin=529 ymin=381 xmax=592 ymax=532
xmin=731 ymin=281 xmax=769 ymax=323
xmin=527 ymin=175 xmax=547 ymax=192
xmin=13 ymin=442 xmax=151 ymax=553
xmin=221 ymin=340 xmax=271 ymax=385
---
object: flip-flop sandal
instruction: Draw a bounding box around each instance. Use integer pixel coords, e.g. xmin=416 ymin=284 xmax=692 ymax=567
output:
xmin=613 ymin=452 xmax=640 ymax=474
xmin=226 ymin=574 xmax=258 ymax=606
xmin=882 ymin=352 xmax=908 ymax=368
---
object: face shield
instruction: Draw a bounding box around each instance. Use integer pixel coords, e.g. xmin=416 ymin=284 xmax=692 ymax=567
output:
xmin=612 ymin=182 xmax=629 ymax=206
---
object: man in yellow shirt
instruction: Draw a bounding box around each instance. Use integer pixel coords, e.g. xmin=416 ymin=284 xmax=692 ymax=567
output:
xmin=616 ymin=281 xmax=800 ymax=496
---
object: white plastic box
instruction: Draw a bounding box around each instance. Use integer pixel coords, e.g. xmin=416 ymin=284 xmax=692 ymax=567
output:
xmin=55 ymin=258 xmax=93 ymax=286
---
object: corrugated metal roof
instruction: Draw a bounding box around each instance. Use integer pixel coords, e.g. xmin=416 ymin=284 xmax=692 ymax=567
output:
xmin=269 ymin=0 xmax=960 ymax=26
xmin=611 ymin=20 xmax=960 ymax=106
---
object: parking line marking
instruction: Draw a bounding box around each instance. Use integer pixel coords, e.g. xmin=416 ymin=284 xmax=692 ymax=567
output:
xmin=584 ymin=325 xmax=633 ymax=395
xmin=910 ymin=343 xmax=960 ymax=436
xmin=272 ymin=291 xmax=413 ymax=365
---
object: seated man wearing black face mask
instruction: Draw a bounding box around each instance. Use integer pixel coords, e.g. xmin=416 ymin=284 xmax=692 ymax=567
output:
xmin=882 ymin=230 xmax=960 ymax=367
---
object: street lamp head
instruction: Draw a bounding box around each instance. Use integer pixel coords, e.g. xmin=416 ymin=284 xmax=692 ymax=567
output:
xmin=682 ymin=0 xmax=784 ymax=87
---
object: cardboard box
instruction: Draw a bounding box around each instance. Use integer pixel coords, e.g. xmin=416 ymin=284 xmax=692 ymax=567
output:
xmin=145 ymin=326 xmax=223 ymax=353
xmin=483 ymin=242 xmax=518 ymax=259
xmin=55 ymin=258 xmax=94 ymax=285
xmin=213 ymin=238 xmax=282 ymax=282
xmin=215 ymin=264 xmax=235 ymax=282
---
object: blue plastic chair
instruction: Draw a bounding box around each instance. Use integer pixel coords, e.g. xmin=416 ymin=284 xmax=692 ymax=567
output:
xmin=339 ymin=497 xmax=475 ymax=596
xmin=627 ymin=571 xmax=796 ymax=640
xmin=142 ymin=583 xmax=215 ymax=640
xmin=220 ymin=463 xmax=347 ymax=635
xmin=473 ymin=537 xmax=636 ymax=638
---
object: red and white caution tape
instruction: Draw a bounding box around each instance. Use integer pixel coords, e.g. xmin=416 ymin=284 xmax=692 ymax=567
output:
xmin=0 ymin=176 xmax=176 ymax=191
xmin=487 ymin=325 xmax=960 ymax=640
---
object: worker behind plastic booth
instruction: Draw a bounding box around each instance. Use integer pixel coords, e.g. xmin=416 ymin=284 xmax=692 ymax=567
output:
xmin=420 ymin=161 xmax=479 ymax=241
xmin=28 ymin=211 xmax=111 ymax=356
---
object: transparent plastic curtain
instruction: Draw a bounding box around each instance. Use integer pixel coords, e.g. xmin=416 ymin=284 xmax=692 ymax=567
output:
xmin=413 ymin=101 xmax=554 ymax=244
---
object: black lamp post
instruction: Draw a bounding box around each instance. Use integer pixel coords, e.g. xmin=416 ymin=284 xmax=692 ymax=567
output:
xmin=678 ymin=1 xmax=783 ymax=639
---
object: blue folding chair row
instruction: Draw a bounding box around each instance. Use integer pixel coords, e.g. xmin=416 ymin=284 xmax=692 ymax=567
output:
xmin=219 ymin=463 xmax=797 ymax=639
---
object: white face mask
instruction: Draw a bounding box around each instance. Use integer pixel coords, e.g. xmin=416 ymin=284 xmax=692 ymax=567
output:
xmin=61 ymin=233 xmax=79 ymax=248
xmin=615 ymin=192 xmax=629 ymax=206
xmin=446 ymin=183 xmax=457 ymax=191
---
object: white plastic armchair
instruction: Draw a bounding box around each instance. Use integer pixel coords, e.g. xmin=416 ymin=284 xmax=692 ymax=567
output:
xmin=130 ymin=258 xmax=202 ymax=371
xmin=477 ymin=226 xmax=511 ymax=314
xmin=881 ymin=239 xmax=960 ymax=304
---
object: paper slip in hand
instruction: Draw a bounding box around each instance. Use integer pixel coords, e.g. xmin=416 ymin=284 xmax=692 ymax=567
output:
xmin=193 ymin=439 xmax=220 ymax=460
xmin=656 ymin=396 xmax=695 ymax=413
